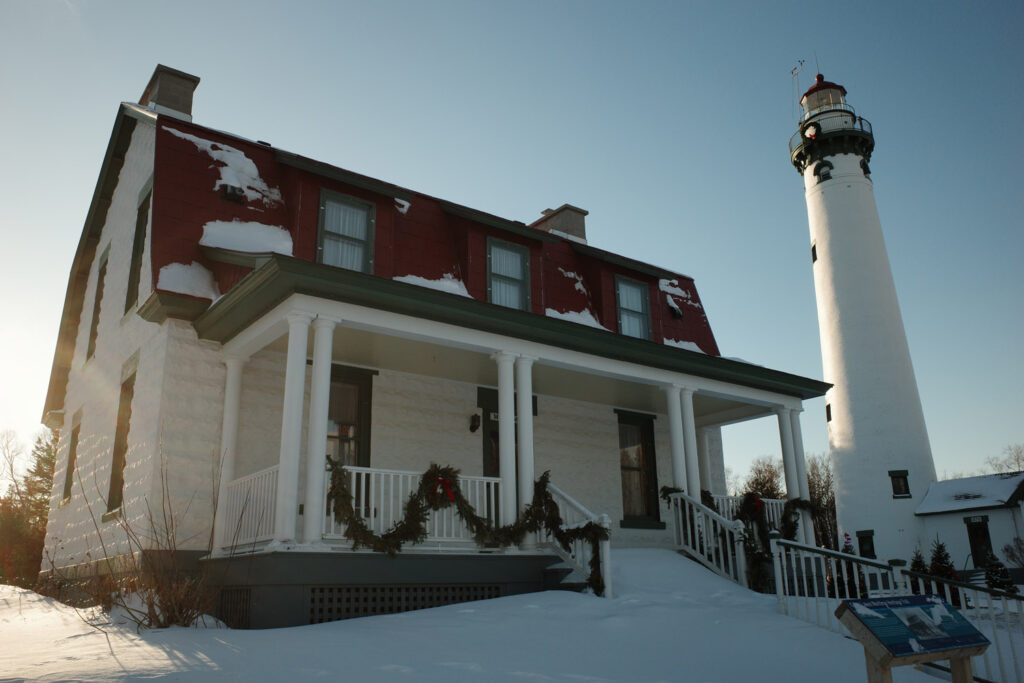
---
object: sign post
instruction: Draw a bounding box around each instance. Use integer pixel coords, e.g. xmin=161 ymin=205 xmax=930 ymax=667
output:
xmin=835 ymin=595 xmax=989 ymax=683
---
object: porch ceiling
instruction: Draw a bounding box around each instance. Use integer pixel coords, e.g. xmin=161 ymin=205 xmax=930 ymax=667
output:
xmin=263 ymin=326 xmax=774 ymax=423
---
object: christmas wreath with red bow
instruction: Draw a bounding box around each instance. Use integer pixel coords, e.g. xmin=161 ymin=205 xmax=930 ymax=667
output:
xmin=326 ymin=459 xmax=610 ymax=595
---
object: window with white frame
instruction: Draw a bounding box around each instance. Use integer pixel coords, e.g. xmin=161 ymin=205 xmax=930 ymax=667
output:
xmin=319 ymin=191 xmax=374 ymax=273
xmin=615 ymin=277 xmax=650 ymax=339
xmin=487 ymin=239 xmax=529 ymax=311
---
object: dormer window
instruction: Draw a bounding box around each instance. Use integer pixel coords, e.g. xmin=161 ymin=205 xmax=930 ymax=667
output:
xmin=319 ymin=191 xmax=374 ymax=273
xmin=616 ymin=277 xmax=651 ymax=340
xmin=487 ymin=239 xmax=530 ymax=311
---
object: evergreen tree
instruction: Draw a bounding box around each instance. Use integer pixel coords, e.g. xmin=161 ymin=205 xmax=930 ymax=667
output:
xmin=24 ymin=430 xmax=57 ymax=528
xmin=929 ymin=538 xmax=958 ymax=581
xmin=910 ymin=547 xmax=928 ymax=574
xmin=984 ymin=554 xmax=1018 ymax=594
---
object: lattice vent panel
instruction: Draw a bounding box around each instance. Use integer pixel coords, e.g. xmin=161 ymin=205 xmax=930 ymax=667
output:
xmin=309 ymin=584 xmax=502 ymax=622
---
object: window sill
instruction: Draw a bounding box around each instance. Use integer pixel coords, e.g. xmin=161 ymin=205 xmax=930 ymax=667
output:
xmin=101 ymin=508 xmax=122 ymax=524
xmin=619 ymin=518 xmax=666 ymax=530
xmin=892 ymin=494 xmax=912 ymax=499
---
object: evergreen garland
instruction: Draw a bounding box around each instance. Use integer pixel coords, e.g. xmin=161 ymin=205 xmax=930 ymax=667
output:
xmin=326 ymin=459 xmax=610 ymax=595
xmin=984 ymin=554 xmax=1018 ymax=595
xmin=779 ymin=498 xmax=817 ymax=542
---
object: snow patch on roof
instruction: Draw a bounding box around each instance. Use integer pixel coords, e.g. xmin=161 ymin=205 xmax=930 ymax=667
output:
xmin=163 ymin=126 xmax=283 ymax=207
xmin=558 ymin=267 xmax=588 ymax=295
xmin=199 ymin=220 xmax=293 ymax=255
xmin=916 ymin=471 xmax=1024 ymax=515
xmin=156 ymin=261 xmax=220 ymax=301
xmin=545 ymin=308 xmax=609 ymax=331
xmin=393 ymin=273 xmax=472 ymax=298
xmin=663 ymin=338 xmax=705 ymax=353
xmin=394 ymin=199 xmax=411 ymax=215
xmin=659 ymin=278 xmax=703 ymax=316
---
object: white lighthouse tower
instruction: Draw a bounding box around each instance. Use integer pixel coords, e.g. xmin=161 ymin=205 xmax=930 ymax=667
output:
xmin=790 ymin=74 xmax=937 ymax=562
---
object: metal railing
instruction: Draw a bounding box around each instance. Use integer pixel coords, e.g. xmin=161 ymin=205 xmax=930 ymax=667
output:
xmin=789 ymin=111 xmax=874 ymax=154
xmin=323 ymin=465 xmax=502 ymax=545
xmin=712 ymin=494 xmax=786 ymax=530
xmin=221 ymin=464 xmax=278 ymax=547
xmin=771 ymin=536 xmax=1024 ymax=683
xmin=545 ymin=483 xmax=613 ymax=598
xmin=667 ymin=491 xmax=747 ymax=587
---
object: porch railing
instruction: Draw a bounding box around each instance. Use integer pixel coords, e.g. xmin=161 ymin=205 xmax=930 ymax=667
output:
xmin=221 ymin=464 xmax=278 ymax=547
xmin=771 ymin=535 xmax=1024 ymax=683
xmin=545 ymin=483 xmax=613 ymax=598
xmin=667 ymin=491 xmax=747 ymax=587
xmin=322 ymin=466 xmax=502 ymax=545
xmin=712 ymin=494 xmax=786 ymax=530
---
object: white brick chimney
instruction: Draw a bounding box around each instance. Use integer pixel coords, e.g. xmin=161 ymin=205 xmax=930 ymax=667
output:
xmin=139 ymin=64 xmax=200 ymax=121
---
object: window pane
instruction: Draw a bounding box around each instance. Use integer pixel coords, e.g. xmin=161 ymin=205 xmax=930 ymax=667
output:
xmin=324 ymin=199 xmax=368 ymax=240
xmin=620 ymin=310 xmax=647 ymax=339
xmin=323 ymin=235 xmax=365 ymax=271
xmin=491 ymin=245 xmax=523 ymax=279
xmin=618 ymin=281 xmax=645 ymax=313
xmin=491 ymin=277 xmax=523 ymax=309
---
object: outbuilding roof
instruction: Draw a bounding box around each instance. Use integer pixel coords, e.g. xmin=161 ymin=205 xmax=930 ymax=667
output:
xmin=915 ymin=471 xmax=1024 ymax=515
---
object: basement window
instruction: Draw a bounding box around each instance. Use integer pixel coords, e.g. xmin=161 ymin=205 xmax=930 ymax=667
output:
xmin=888 ymin=470 xmax=910 ymax=498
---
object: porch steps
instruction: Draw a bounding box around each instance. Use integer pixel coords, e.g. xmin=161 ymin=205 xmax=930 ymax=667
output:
xmin=543 ymin=562 xmax=588 ymax=593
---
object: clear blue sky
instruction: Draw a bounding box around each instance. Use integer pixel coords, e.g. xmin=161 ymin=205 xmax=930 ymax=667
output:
xmin=1 ymin=0 xmax=1021 ymax=481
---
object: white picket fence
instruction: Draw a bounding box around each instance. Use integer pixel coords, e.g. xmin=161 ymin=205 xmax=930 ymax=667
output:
xmin=667 ymin=490 xmax=747 ymax=587
xmin=771 ymin=535 xmax=1024 ymax=683
xmin=221 ymin=464 xmax=278 ymax=547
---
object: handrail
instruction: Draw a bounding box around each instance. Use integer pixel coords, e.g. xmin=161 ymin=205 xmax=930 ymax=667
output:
xmin=788 ymin=112 xmax=873 ymax=154
xmin=544 ymin=484 xmax=613 ymax=598
xmin=667 ymin=490 xmax=747 ymax=587
xmin=771 ymin=536 xmax=1024 ymax=683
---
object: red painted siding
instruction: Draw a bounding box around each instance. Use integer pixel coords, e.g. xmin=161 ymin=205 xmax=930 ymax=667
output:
xmin=150 ymin=117 xmax=720 ymax=355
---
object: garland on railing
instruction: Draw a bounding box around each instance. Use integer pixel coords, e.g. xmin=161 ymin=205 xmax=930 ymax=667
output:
xmin=779 ymin=498 xmax=816 ymax=542
xmin=657 ymin=486 xmax=718 ymax=512
xmin=326 ymin=459 xmax=610 ymax=595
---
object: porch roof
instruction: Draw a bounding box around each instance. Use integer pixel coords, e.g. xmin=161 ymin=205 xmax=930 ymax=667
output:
xmin=189 ymin=255 xmax=830 ymax=401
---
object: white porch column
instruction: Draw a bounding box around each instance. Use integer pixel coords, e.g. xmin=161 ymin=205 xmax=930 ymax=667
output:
xmin=301 ymin=316 xmax=337 ymax=544
xmin=777 ymin=408 xmax=804 ymax=541
xmin=516 ymin=356 xmax=536 ymax=547
xmin=214 ymin=356 xmax=245 ymax=550
xmin=663 ymin=385 xmax=687 ymax=491
xmin=493 ymin=351 xmax=517 ymax=526
xmin=680 ymin=388 xmax=701 ymax=498
xmin=274 ymin=312 xmax=312 ymax=544
xmin=697 ymin=427 xmax=712 ymax=493
xmin=790 ymin=408 xmax=815 ymax=545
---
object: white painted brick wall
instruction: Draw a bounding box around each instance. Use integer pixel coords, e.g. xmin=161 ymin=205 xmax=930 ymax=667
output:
xmin=44 ymin=121 xmax=169 ymax=568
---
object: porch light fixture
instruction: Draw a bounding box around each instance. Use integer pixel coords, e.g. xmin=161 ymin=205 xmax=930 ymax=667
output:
xmin=469 ymin=414 xmax=481 ymax=433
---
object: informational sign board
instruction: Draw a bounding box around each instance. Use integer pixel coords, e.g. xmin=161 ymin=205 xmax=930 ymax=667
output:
xmin=838 ymin=594 xmax=988 ymax=658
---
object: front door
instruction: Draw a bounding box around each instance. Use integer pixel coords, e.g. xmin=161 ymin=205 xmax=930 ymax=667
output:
xmin=326 ymin=366 xmax=374 ymax=514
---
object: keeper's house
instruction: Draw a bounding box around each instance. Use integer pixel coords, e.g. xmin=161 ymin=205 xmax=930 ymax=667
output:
xmin=41 ymin=65 xmax=827 ymax=627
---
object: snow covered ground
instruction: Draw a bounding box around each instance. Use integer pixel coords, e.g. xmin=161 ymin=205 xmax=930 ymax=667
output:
xmin=1 ymin=549 xmax=938 ymax=682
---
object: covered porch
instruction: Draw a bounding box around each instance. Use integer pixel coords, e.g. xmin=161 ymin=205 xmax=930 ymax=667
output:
xmin=205 ymin=282 xmax=820 ymax=565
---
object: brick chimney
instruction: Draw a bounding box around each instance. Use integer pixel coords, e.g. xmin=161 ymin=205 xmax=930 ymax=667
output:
xmin=530 ymin=204 xmax=588 ymax=243
xmin=139 ymin=65 xmax=200 ymax=121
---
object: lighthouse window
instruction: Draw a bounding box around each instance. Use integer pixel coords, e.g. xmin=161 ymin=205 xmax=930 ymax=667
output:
xmin=856 ymin=530 xmax=876 ymax=559
xmin=811 ymin=244 xmax=817 ymax=263
xmin=825 ymin=403 xmax=832 ymax=422
xmin=889 ymin=470 xmax=911 ymax=498
xmin=813 ymin=161 xmax=833 ymax=183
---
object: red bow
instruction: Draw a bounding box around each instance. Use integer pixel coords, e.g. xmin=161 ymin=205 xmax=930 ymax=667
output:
xmin=435 ymin=476 xmax=455 ymax=502
xmin=755 ymin=497 xmax=763 ymax=510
